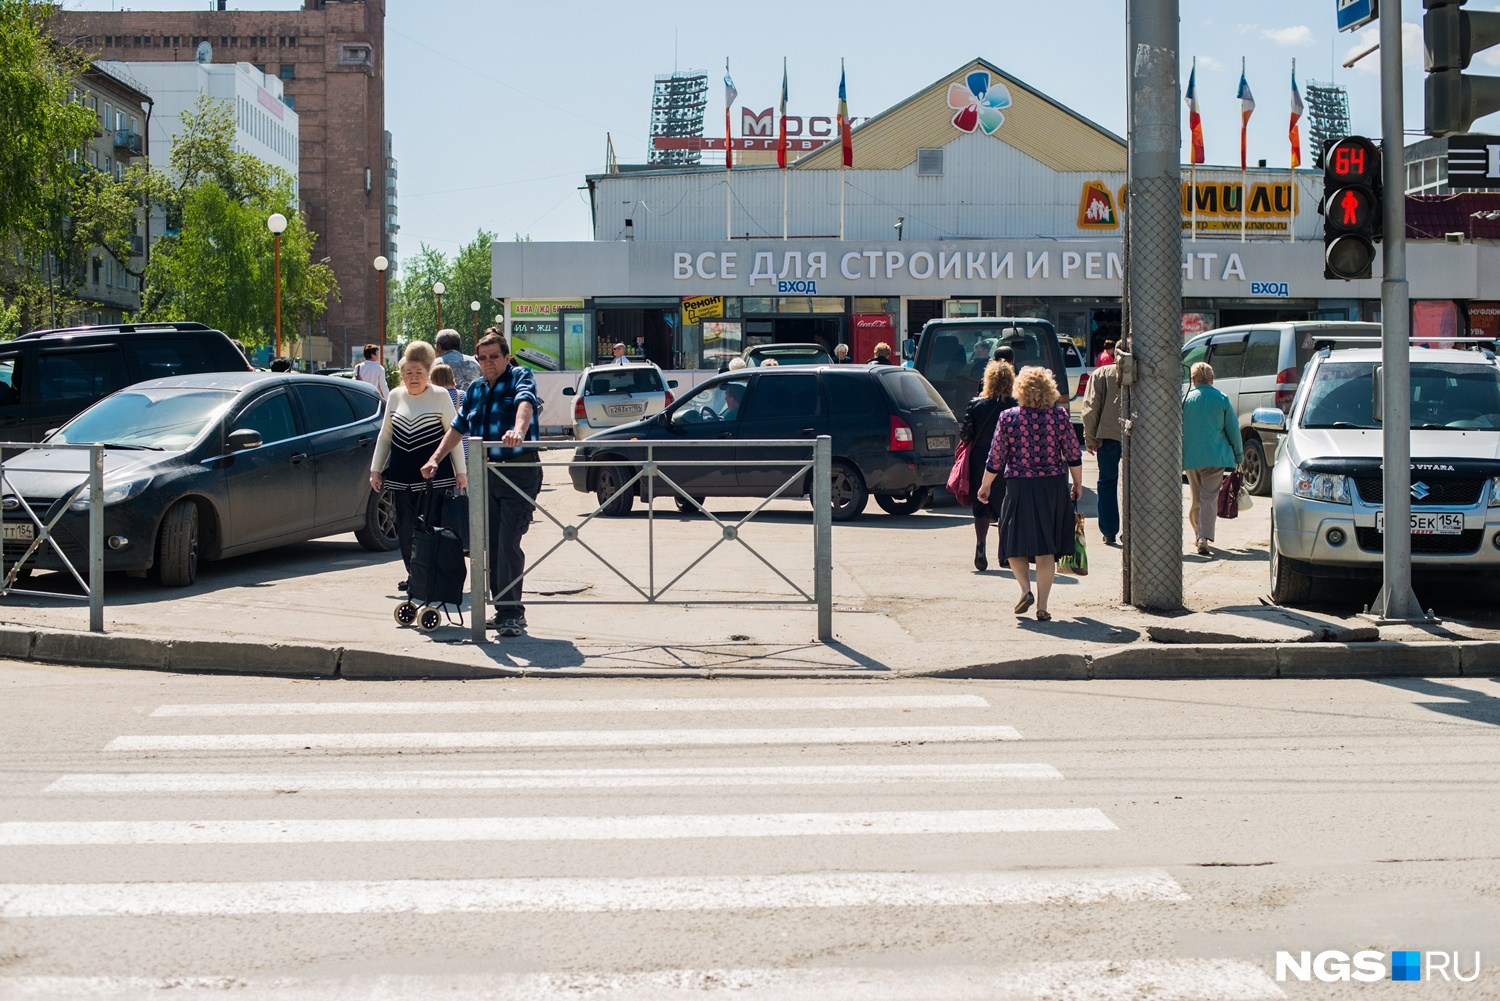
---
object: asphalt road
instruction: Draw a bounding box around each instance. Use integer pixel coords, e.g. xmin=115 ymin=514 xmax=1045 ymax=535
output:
xmin=0 ymin=664 xmax=1496 ymax=999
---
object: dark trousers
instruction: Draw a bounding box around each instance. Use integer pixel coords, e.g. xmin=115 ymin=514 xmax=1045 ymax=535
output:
xmin=1095 ymin=438 xmax=1121 ymax=540
xmin=392 ymin=489 xmax=420 ymax=573
xmin=487 ymin=462 xmax=542 ymax=615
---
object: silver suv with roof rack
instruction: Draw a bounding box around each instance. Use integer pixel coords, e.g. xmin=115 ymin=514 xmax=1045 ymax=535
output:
xmin=1253 ymin=337 xmax=1500 ymax=605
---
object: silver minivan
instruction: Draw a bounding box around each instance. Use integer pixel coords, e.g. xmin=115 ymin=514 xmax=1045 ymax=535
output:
xmin=1181 ymin=321 xmax=1381 ymax=494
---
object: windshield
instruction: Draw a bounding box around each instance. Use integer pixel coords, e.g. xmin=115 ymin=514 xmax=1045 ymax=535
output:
xmin=918 ymin=323 xmax=1054 ymax=382
xmin=747 ymin=345 xmax=830 ymax=366
xmin=52 ymin=388 xmax=237 ymax=449
xmin=1300 ymin=361 xmax=1500 ymax=430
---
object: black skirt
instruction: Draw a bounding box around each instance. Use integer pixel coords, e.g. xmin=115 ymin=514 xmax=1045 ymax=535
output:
xmin=971 ymin=475 xmax=1004 ymax=519
xmin=998 ymin=474 xmax=1074 ymax=562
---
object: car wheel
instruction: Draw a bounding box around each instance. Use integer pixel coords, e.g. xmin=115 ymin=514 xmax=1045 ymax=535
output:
xmin=674 ymin=494 xmax=705 ymax=515
xmin=154 ymin=499 xmax=200 ymax=588
xmin=595 ymin=463 xmax=635 ymax=517
xmin=1269 ymin=511 xmax=1314 ymax=606
xmin=355 ymin=488 xmax=400 ymax=552
xmin=1241 ymin=436 xmax=1271 ymax=497
xmin=827 ymin=461 xmax=869 ymax=521
xmin=874 ymin=485 xmax=930 ymax=516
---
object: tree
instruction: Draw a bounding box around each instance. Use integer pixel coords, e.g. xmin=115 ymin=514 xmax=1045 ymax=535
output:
xmin=390 ymin=230 xmax=501 ymax=352
xmin=135 ymin=97 xmax=337 ymax=348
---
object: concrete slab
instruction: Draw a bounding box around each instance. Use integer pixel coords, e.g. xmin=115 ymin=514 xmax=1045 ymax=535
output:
xmin=917 ymin=654 xmax=1090 ymax=681
xmin=1145 ymin=606 xmax=1379 ymax=645
xmin=1459 ymin=642 xmax=1500 ymax=677
xmin=169 ymin=639 xmax=340 ymax=678
xmin=1092 ymin=644 xmax=1276 ymax=680
xmin=30 ymin=629 xmax=167 ymax=671
xmin=339 ymin=647 xmax=521 ymax=681
xmin=0 ymin=626 xmax=34 ymax=661
xmin=1277 ymin=642 xmax=1462 ymax=678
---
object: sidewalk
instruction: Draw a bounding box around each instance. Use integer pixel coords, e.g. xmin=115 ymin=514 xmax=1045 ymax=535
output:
xmin=2 ymin=455 xmax=1497 ymax=680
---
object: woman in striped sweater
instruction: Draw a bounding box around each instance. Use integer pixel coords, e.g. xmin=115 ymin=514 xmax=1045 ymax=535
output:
xmin=370 ymin=341 xmax=467 ymax=591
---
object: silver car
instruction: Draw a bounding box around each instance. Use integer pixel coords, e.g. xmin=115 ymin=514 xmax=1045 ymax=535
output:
xmin=564 ymin=363 xmax=676 ymax=439
xmin=1256 ymin=345 xmax=1500 ymax=605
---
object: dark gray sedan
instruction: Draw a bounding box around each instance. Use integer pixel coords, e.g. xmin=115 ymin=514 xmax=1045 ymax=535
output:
xmin=1 ymin=373 xmax=398 ymax=586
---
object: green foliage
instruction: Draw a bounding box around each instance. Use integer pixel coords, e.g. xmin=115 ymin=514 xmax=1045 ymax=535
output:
xmin=0 ymin=0 xmax=98 ymax=257
xmin=391 ymin=230 xmax=501 ymax=353
xmin=136 ymin=98 xmax=337 ymax=348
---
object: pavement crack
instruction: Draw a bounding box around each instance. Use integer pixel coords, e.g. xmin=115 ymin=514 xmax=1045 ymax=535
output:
xmin=1192 ymin=861 xmax=1277 ymax=867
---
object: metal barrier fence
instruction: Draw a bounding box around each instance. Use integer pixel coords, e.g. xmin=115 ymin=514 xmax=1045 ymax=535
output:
xmin=0 ymin=442 xmax=105 ymax=632
xmin=463 ymin=436 xmax=833 ymax=644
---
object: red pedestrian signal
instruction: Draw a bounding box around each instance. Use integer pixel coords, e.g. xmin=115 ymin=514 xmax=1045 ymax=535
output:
xmin=1322 ymin=136 xmax=1381 ymax=280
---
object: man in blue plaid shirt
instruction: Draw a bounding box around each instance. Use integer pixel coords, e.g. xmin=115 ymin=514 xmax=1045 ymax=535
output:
xmin=423 ymin=329 xmax=541 ymax=637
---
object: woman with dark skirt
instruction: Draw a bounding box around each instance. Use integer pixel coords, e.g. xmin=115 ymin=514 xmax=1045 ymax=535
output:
xmin=975 ymin=366 xmax=1084 ymax=621
xmin=959 ymin=360 xmax=1015 ymax=571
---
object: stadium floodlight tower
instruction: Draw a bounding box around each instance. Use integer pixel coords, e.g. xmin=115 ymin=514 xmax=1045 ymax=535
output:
xmin=648 ymin=70 xmax=710 ymax=166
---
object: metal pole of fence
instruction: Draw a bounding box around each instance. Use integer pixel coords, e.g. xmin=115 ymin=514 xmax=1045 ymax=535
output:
xmin=88 ymin=444 xmax=104 ymax=632
xmin=0 ymin=446 xmax=8 ymax=591
xmin=646 ymin=442 xmax=655 ymax=599
xmin=466 ymin=437 xmax=488 ymax=643
xmin=812 ymin=435 xmax=832 ymax=642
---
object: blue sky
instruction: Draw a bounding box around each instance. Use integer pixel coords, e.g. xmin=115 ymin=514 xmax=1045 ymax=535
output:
xmin=67 ymin=0 xmax=1500 ymax=264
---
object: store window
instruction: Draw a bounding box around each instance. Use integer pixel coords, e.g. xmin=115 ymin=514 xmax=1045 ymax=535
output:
xmin=775 ymin=297 xmax=843 ymax=314
xmin=741 ymin=297 xmax=773 ymax=314
xmin=701 ymin=319 xmax=742 ymax=369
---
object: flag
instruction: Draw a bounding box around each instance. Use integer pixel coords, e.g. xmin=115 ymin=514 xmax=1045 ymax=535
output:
xmin=1238 ymin=65 xmax=1256 ymax=171
xmin=777 ymin=57 xmax=789 ymax=169
xmin=837 ymin=59 xmax=853 ymax=168
xmin=724 ymin=62 xmax=737 ymax=170
xmin=1289 ymin=63 xmax=1304 ymax=169
xmin=1185 ymin=62 xmax=1204 ymax=165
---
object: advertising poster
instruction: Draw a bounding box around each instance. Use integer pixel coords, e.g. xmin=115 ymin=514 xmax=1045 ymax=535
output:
xmin=702 ymin=319 xmax=742 ymax=366
xmin=509 ymin=300 xmax=582 ymax=371
xmin=682 ymin=295 xmax=725 ymax=326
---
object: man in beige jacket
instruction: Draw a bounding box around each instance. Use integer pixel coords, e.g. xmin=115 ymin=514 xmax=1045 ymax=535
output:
xmin=1081 ymin=340 xmax=1125 ymax=545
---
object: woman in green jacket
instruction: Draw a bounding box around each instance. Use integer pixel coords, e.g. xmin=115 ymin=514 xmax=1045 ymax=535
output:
xmin=1182 ymin=362 xmax=1243 ymax=556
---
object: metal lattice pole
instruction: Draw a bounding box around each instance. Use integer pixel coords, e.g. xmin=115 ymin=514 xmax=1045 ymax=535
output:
xmin=1124 ymin=0 xmax=1184 ymax=610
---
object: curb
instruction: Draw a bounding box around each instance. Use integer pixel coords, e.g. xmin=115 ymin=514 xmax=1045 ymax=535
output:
xmin=1 ymin=625 xmax=1496 ymax=681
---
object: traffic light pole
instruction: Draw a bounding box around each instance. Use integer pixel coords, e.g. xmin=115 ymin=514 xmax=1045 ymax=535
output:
xmin=1371 ymin=4 xmax=1426 ymax=622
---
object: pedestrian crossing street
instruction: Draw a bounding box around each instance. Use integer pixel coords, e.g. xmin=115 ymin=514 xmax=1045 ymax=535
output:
xmin=0 ymin=691 xmax=1286 ymax=1000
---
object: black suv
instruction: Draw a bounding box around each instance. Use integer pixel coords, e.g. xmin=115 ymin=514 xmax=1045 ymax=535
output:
xmin=569 ymin=365 xmax=958 ymax=521
xmin=0 ymin=322 xmax=251 ymax=442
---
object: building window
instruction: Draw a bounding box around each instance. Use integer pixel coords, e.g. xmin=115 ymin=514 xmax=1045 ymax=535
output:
xmin=282 ymin=95 xmax=295 ymax=111
xmin=289 ymin=36 xmax=297 ymax=47
xmin=279 ymin=64 xmax=295 ymax=80
xmin=338 ymin=43 xmax=373 ymax=67
xmin=916 ymin=148 xmax=944 ymax=176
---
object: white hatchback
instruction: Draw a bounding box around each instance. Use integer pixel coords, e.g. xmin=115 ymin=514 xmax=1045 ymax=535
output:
xmin=564 ymin=363 xmax=676 ymax=439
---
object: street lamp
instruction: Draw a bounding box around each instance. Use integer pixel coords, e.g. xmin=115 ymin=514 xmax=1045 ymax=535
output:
xmin=470 ymin=301 xmax=480 ymax=347
xmin=373 ymin=255 xmax=388 ymax=367
xmin=432 ymin=280 xmax=445 ymax=332
xmin=267 ymin=213 xmax=288 ymax=358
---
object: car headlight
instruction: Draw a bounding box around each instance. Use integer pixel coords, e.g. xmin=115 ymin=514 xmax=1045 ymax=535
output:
xmin=1490 ymin=476 xmax=1500 ymax=508
xmin=69 ymin=477 xmax=152 ymax=512
xmin=1293 ymin=471 xmax=1352 ymax=504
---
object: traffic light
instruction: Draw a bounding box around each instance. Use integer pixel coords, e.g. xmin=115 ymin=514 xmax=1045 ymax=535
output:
xmin=1425 ymin=0 xmax=1500 ymax=137
xmin=1322 ymin=136 xmax=1381 ymax=281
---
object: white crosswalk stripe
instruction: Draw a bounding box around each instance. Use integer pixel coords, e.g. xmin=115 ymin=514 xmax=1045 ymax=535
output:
xmin=0 ymin=962 xmax=1286 ymax=999
xmin=102 ymin=724 xmax=1023 ymax=752
xmin=44 ymin=762 xmax=1065 ymax=794
xmin=148 ymin=694 xmax=993 ymax=717
xmin=0 ymin=868 xmax=1185 ymax=917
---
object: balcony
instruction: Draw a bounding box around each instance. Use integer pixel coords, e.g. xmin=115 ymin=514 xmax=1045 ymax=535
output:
xmin=114 ymin=129 xmax=144 ymax=157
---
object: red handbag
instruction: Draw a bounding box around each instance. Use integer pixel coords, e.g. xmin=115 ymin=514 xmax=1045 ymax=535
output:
xmin=1217 ymin=469 xmax=1243 ymax=520
xmin=947 ymin=440 xmax=972 ymax=507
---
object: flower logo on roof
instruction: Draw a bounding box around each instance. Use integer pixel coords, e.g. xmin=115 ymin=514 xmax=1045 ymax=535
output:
xmin=948 ymin=70 xmax=1012 ymax=137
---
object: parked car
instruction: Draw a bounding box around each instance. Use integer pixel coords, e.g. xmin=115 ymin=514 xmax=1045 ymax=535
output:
xmin=569 ymin=365 xmax=958 ymax=521
xmin=0 ymin=321 xmax=252 ymax=444
xmin=742 ymin=343 xmax=834 ymax=367
xmin=564 ymin=363 xmax=677 ymax=439
xmin=1180 ymin=321 xmax=1381 ymax=495
xmin=910 ymin=317 xmax=1071 ymax=431
xmin=1257 ymin=343 xmax=1500 ymax=605
xmin=0 ymin=373 xmax=397 ymax=587
xmin=1060 ymin=338 xmax=1093 ymax=431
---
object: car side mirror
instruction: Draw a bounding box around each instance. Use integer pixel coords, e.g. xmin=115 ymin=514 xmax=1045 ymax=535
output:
xmin=43 ymin=428 xmax=59 ymax=440
xmin=901 ymin=338 xmax=916 ymax=361
xmin=562 ymin=386 xmax=575 ymax=396
xmin=667 ymin=379 xmax=678 ymax=389
xmin=1371 ymin=364 xmax=1383 ymax=423
xmin=1250 ymin=407 xmax=1287 ymax=433
xmin=227 ymin=427 xmax=263 ymax=452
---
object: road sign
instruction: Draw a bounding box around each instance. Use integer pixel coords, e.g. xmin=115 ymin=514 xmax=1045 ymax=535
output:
xmin=1448 ymin=134 xmax=1500 ymax=187
xmin=1337 ymin=0 xmax=1377 ymax=33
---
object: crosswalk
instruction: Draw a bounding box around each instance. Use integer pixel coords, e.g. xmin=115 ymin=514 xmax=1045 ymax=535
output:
xmin=0 ymin=690 xmax=1285 ymax=1000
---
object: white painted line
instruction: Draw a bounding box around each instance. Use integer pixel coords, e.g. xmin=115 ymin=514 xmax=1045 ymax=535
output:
xmin=0 ymin=963 xmax=1284 ymax=1000
xmin=45 ymin=762 xmax=1064 ymax=794
xmin=0 ymin=868 xmax=1185 ymax=918
xmin=104 ymin=725 xmax=1023 ymax=753
xmin=0 ymin=809 xmax=1114 ymax=846
xmin=149 ymin=695 xmax=992 ymax=717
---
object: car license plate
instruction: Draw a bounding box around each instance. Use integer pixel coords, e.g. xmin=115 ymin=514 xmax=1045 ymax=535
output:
xmin=1375 ymin=511 xmax=1464 ymax=535
xmin=927 ymin=435 xmax=953 ymax=451
xmin=1 ymin=522 xmax=33 ymax=542
xmin=604 ymin=403 xmax=646 ymax=418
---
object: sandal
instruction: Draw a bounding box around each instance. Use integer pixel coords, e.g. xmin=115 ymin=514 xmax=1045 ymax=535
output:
xmin=1014 ymin=592 xmax=1035 ymax=614
xmin=1036 ymin=610 xmax=1052 ymax=622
